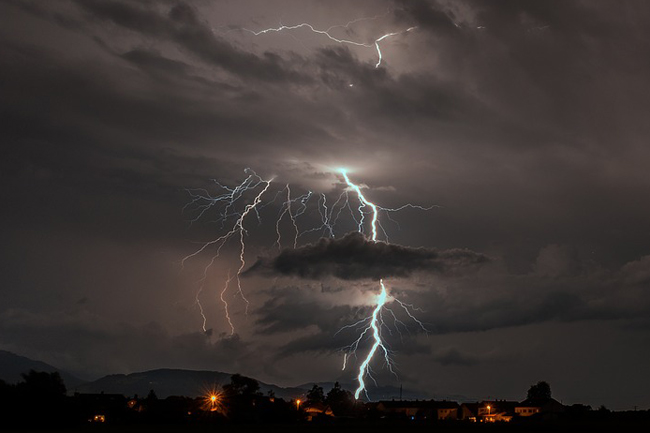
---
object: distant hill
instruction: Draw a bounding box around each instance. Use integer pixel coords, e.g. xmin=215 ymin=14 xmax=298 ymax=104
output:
xmin=74 ymin=368 xmax=307 ymax=400
xmin=75 ymin=368 xmax=468 ymax=402
xmin=0 ymin=350 xmax=86 ymax=389
xmin=1 ymin=351 xmax=471 ymax=402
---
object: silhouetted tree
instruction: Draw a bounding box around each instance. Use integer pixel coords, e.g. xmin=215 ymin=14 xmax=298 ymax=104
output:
xmin=306 ymin=384 xmax=325 ymax=405
xmin=0 ymin=378 xmax=13 ymax=395
xmin=325 ymin=382 xmax=354 ymax=416
xmin=596 ymin=404 xmax=612 ymax=420
xmin=224 ymin=374 xmax=261 ymax=398
xmin=566 ymin=403 xmax=592 ymax=420
xmin=527 ymin=381 xmax=552 ymax=401
xmin=12 ymin=371 xmax=68 ymax=426
xmin=0 ymin=379 xmax=17 ymax=417
xmin=18 ymin=370 xmax=66 ymax=398
xmin=223 ymin=374 xmax=262 ymax=420
xmin=147 ymin=389 xmax=158 ymax=401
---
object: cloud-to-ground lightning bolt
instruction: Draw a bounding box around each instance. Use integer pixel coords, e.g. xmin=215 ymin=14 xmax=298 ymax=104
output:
xmin=183 ymin=167 xmax=431 ymax=398
xmin=220 ymin=269 xmax=235 ymax=335
xmin=338 ymin=169 xmax=429 ymax=400
xmin=274 ymin=185 xmax=305 ymax=250
xmin=243 ymin=21 xmax=416 ymax=68
xmin=353 ymin=279 xmax=391 ymax=400
xmin=234 ymin=179 xmax=274 ymax=314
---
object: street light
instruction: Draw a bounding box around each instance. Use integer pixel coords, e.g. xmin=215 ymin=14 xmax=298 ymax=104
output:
xmin=296 ymin=399 xmax=301 ymax=409
xmin=204 ymin=391 xmax=223 ymax=413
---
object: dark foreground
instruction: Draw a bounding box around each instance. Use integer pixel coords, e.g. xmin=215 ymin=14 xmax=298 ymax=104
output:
xmin=5 ymin=416 xmax=650 ymax=433
xmin=3 ymin=372 xmax=649 ymax=432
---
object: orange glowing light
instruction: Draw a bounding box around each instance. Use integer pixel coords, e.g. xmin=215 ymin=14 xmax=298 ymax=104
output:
xmin=202 ymin=390 xmax=225 ymax=414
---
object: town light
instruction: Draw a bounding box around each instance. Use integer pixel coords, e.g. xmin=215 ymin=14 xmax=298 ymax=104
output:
xmin=203 ymin=391 xmax=224 ymax=413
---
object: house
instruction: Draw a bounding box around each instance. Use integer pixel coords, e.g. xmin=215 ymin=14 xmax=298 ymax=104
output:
xmin=376 ymin=400 xmax=460 ymax=421
xmin=478 ymin=400 xmax=518 ymax=422
xmin=460 ymin=402 xmax=479 ymax=421
xmin=431 ymin=401 xmax=460 ymax=420
xmin=376 ymin=400 xmax=433 ymax=419
xmin=515 ymin=398 xmax=565 ymax=418
xmin=302 ymin=402 xmax=334 ymax=421
xmin=515 ymin=402 xmax=540 ymax=417
xmin=72 ymin=393 xmax=127 ymax=423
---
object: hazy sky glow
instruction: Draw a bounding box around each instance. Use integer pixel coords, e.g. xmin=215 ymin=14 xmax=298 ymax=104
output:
xmin=1 ymin=0 xmax=650 ymax=410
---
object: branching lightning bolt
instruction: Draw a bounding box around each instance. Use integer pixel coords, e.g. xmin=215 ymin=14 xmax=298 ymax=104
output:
xmin=338 ymin=168 xmax=430 ymax=400
xmin=183 ymin=167 xmax=431 ymax=399
xmin=274 ymin=185 xmax=305 ymax=250
xmin=220 ymin=269 xmax=235 ymax=335
xmin=243 ymin=21 xmax=416 ymax=68
xmin=182 ymin=169 xmax=273 ymax=334
xmin=236 ymin=180 xmax=274 ymax=312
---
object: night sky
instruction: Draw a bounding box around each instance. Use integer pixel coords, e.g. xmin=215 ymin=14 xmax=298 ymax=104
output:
xmin=2 ymin=0 xmax=650 ymax=410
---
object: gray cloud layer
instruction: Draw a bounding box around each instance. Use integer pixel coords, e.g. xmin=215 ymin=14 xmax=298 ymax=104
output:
xmin=253 ymin=250 xmax=650 ymax=356
xmin=1 ymin=0 xmax=650 ymax=409
xmin=248 ymin=232 xmax=489 ymax=280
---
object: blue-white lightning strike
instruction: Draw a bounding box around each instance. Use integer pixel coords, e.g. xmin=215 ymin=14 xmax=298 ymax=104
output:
xmin=183 ymin=167 xmax=432 ymax=400
xmin=338 ymin=169 xmax=429 ymax=400
xmin=243 ymin=21 xmax=416 ymax=68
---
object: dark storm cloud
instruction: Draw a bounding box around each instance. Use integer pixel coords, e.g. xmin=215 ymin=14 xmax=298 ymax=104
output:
xmin=252 ymin=254 xmax=646 ymax=360
xmin=312 ymin=44 xmax=484 ymax=124
xmin=414 ymin=250 xmax=650 ymax=335
xmin=394 ymin=0 xmax=459 ymax=36
xmin=392 ymin=0 xmax=650 ymax=136
xmin=0 ymin=2 xmax=332 ymax=241
xmin=255 ymin=286 xmax=358 ymax=335
xmin=121 ymin=48 xmax=191 ymax=77
xmin=432 ymin=348 xmax=478 ymax=367
xmin=2 ymin=0 xmax=650 ymax=409
xmin=247 ymin=232 xmax=488 ymax=280
xmin=0 ymin=308 xmax=255 ymax=378
xmin=253 ymin=284 xmax=432 ymax=358
xmin=275 ymin=328 xmax=431 ymax=360
xmin=72 ymin=0 xmax=308 ymax=83
xmin=252 ymin=249 xmax=650 ymax=354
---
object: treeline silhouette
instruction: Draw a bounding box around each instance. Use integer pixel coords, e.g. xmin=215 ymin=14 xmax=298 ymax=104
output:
xmin=0 ymin=371 xmax=356 ymax=428
xmin=1 ymin=371 xmax=649 ymax=431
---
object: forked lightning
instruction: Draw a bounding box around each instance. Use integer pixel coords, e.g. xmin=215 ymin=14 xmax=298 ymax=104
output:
xmin=183 ymin=167 xmax=431 ymax=399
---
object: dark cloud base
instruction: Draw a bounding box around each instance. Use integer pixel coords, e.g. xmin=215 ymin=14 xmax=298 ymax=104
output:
xmin=247 ymin=232 xmax=489 ymax=280
xmin=2 ymin=0 xmax=650 ymax=411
